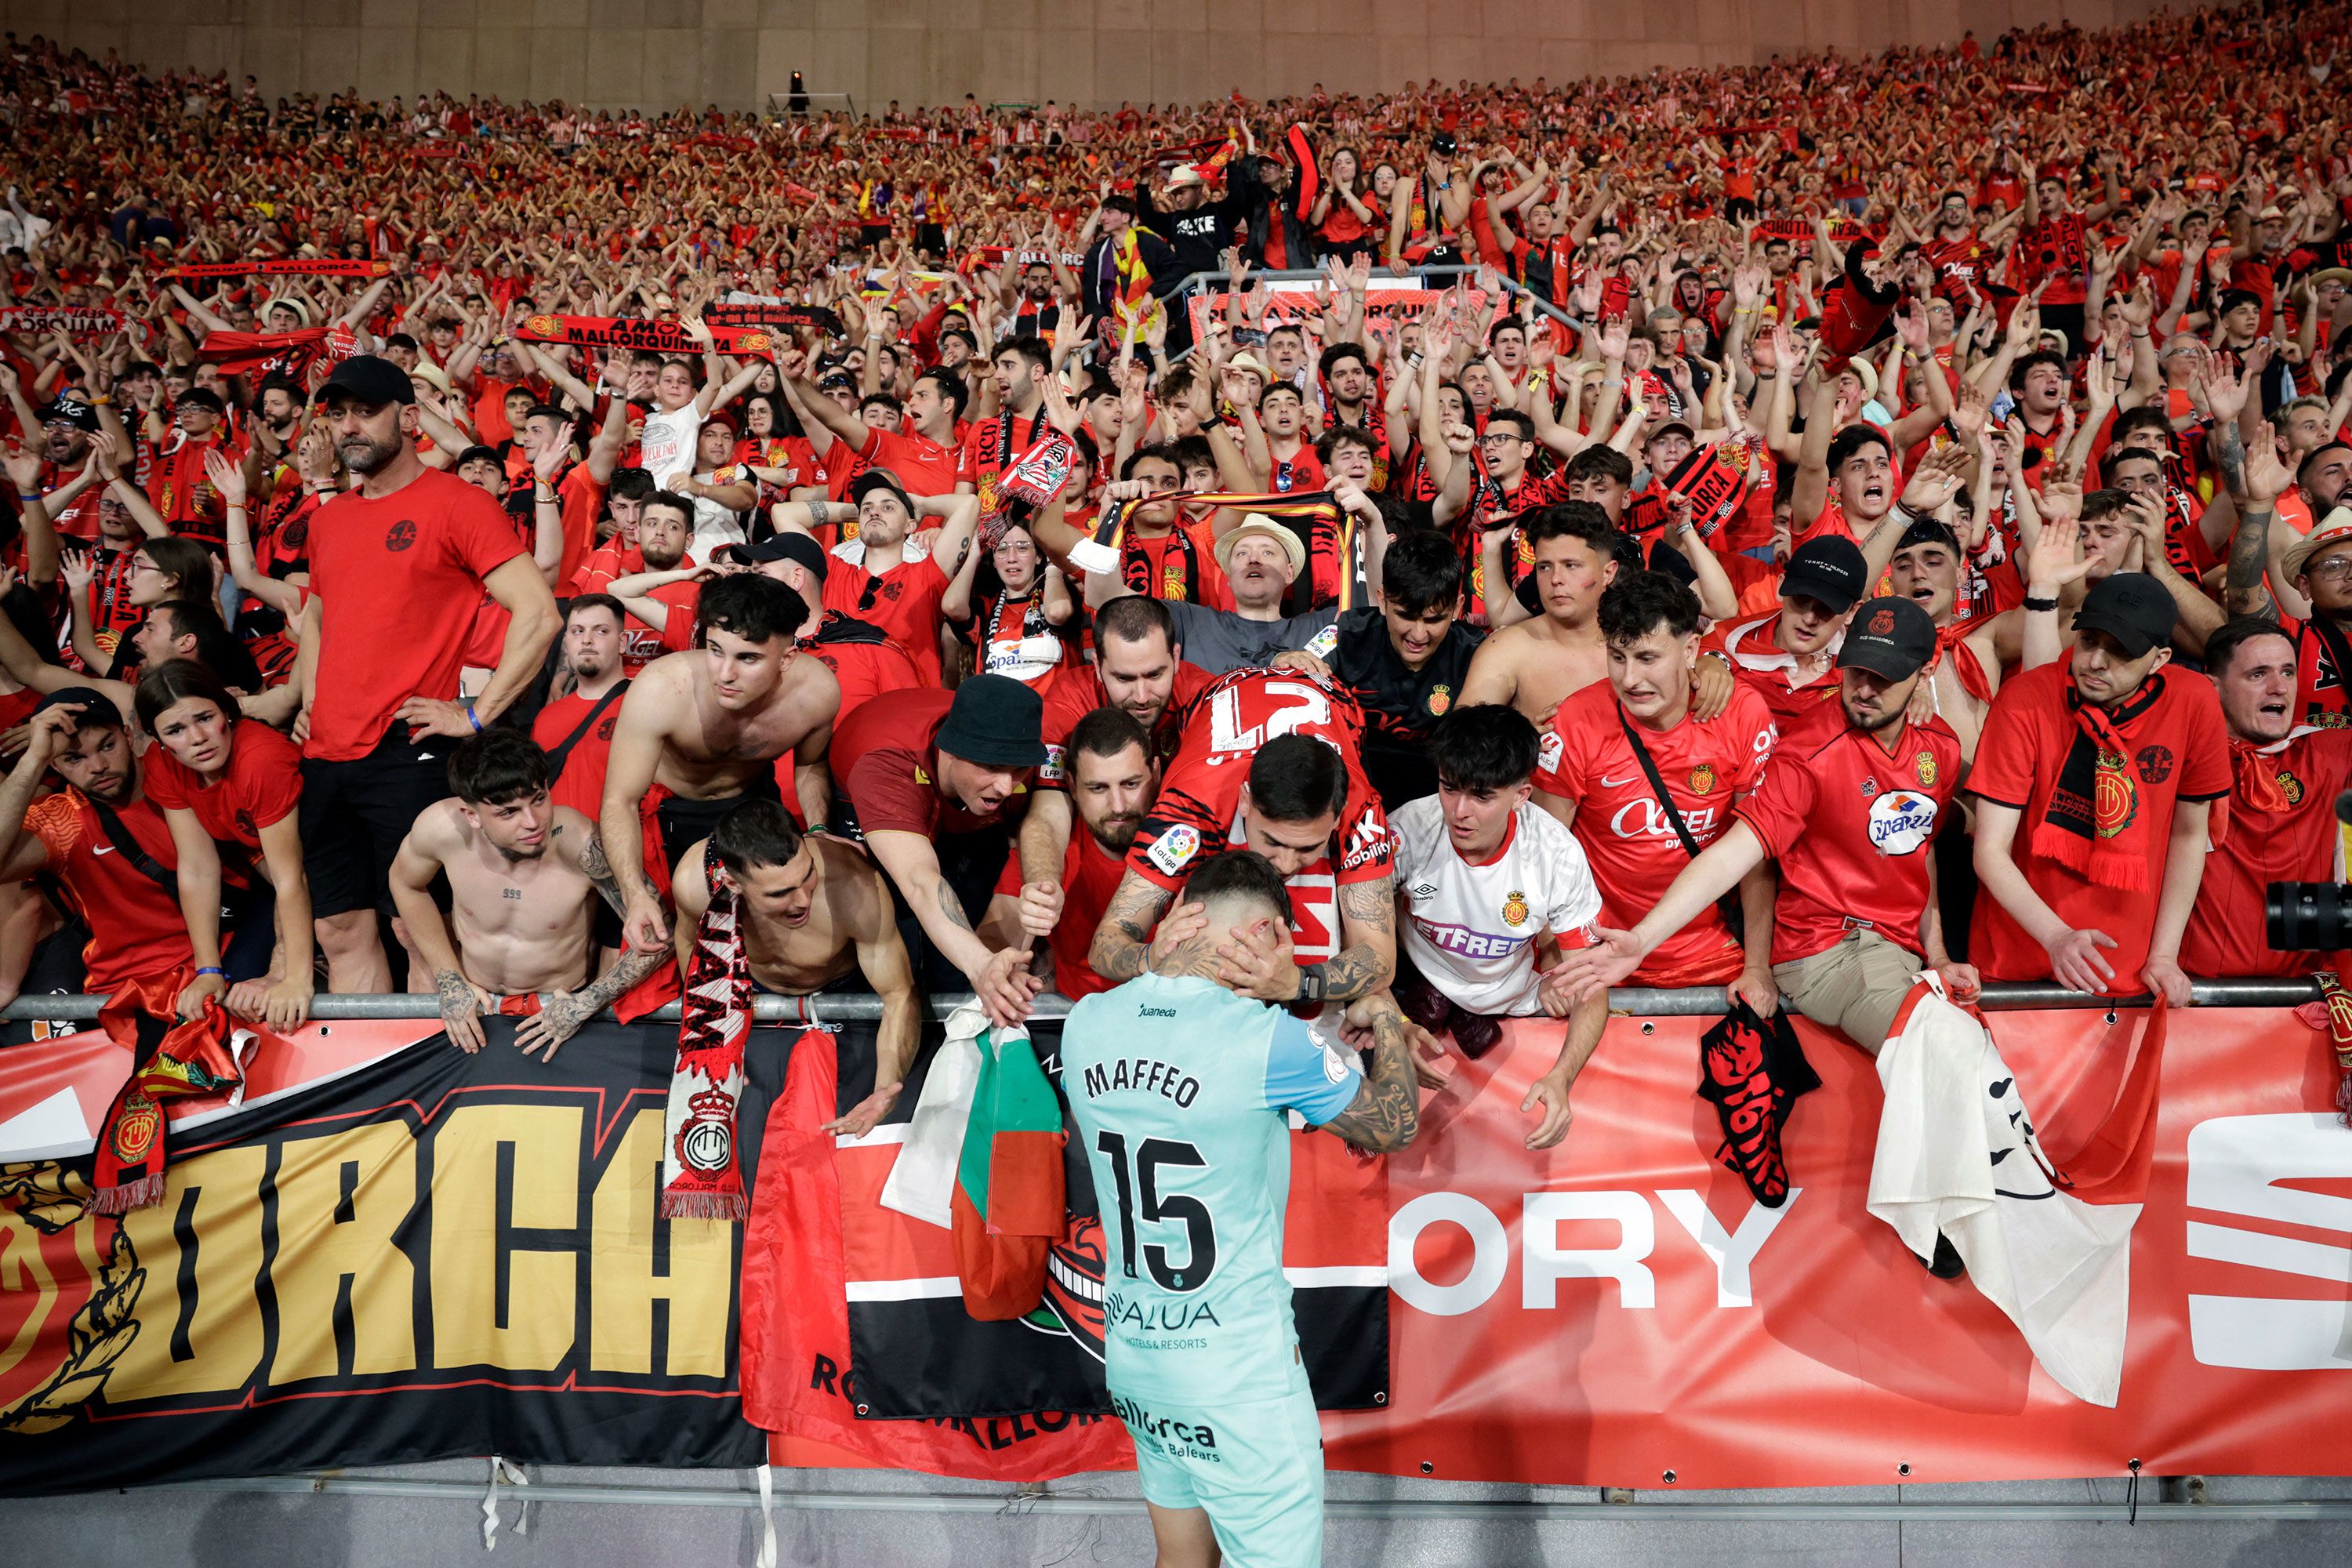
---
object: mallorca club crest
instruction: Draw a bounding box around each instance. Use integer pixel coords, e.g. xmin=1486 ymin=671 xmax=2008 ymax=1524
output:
xmin=1501 ymin=891 xmax=1530 ymax=929
xmin=674 ymin=1086 xmax=735 ymax=1174
xmin=524 ymin=313 xmax=564 ymax=339
xmin=1689 ymin=760 xmax=1719 ymax=796
xmin=1022 ymin=1211 xmax=1109 ymax=1361
xmin=1914 ymin=750 xmax=1938 ymax=788
xmin=1867 ymin=606 xmax=1896 ymax=637
xmin=109 ymin=1091 xmax=161 ymax=1166
xmin=1426 ymin=684 xmax=1454 ymax=717
xmin=2093 ymin=750 xmax=2140 ymax=839
xmin=2279 ymin=768 xmax=2305 ymax=806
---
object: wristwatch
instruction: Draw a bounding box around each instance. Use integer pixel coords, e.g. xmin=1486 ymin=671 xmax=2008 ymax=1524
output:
xmin=1294 ymin=965 xmax=1328 ymax=1007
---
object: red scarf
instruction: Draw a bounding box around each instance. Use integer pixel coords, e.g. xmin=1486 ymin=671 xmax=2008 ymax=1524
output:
xmin=1931 ymin=624 xmax=1995 ymax=703
xmin=660 ymin=844 xmax=755 ymax=1221
xmin=90 ymin=977 xmax=244 ymax=1214
xmin=2033 ymin=677 xmax=2163 ymax=891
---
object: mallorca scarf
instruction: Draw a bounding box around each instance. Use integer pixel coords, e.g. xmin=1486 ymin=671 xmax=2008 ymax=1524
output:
xmin=91 ymin=978 xmax=245 ymax=1214
xmin=660 ymin=845 xmax=756 ymax=1220
xmin=2034 ymin=675 xmax=2164 ymax=892
xmin=1069 ymin=489 xmax=1353 ymax=612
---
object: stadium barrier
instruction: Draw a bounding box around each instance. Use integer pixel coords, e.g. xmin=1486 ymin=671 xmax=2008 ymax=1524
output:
xmin=3 ymin=982 xmax=2348 ymax=1501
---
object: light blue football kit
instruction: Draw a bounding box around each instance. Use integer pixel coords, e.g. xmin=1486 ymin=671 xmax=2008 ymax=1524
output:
xmin=1062 ymin=972 xmax=1363 ymax=1567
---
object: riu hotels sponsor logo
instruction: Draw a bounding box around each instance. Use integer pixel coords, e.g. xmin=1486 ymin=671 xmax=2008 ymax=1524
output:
xmin=1 ymin=1092 xmax=738 ymax=1432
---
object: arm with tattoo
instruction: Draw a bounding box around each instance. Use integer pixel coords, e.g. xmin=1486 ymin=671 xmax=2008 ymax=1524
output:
xmin=1320 ymin=1000 xmax=1419 ymax=1153
xmin=1090 ymin=869 xmax=1176 ymax=983
xmin=1324 ymin=873 xmax=1399 ymax=1001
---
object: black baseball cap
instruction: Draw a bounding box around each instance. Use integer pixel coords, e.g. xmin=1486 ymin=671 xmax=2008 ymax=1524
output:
xmin=1893 ymin=515 xmax=1962 ymax=556
xmin=848 ymin=467 xmax=916 ymax=515
xmin=1836 ymin=596 xmax=1936 ymax=681
xmin=739 ymin=531 xmax=829 ymax=581
xmin=39 ymin=396 xmax=99 ymax=433
xmin=1780 ymin=535 xmax=1867 ymax=613
xmin=314 ymin=353 xmax=418 ymax=407
xmin=935 ymin=673 xmax=1046 ymax=769
xmin=33 ymin=686 xmax=123 ymax=728
xmin=2072 ymin=572 xmax=2175 ymax=658
xmin=455 ymin=445 xmax=503 ymax=472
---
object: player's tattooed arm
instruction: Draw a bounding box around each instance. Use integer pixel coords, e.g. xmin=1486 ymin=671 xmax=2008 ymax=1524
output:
xmin=1091 ymin=870 xmax=1176 ymax=983
xmin=1323 ymin=998 xmax=1420 ymax=1153
xmin=1325 ymin=872 xmax=1399 ymax=1000
xmin=936 ymin=877 xmax=975 ymax=932
xmin=575 ymin=825 xmax=649 ymax=919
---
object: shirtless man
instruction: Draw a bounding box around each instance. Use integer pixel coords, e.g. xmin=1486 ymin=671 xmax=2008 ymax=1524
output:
xmin=671 ymin=799 xmax=920 ymax=1136
xmin=1458 ymin=502 xmax=1620 ymax=731
xmin=600 ymin=572 xmax=842 ymax=953
xmin=390 ymin=731 xmax=668 ymax=1058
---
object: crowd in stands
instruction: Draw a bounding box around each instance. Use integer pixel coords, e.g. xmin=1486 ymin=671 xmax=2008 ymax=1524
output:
xmin=0 ymin=2 xmax=2347 ymax=1151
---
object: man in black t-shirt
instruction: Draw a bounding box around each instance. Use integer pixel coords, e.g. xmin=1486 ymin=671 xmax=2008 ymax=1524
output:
xmin=1327 ymin=529 xmax=1484 ymax=809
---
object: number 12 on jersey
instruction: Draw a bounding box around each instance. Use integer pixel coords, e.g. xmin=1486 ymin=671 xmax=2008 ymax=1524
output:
xmin=1095 ymin=1131 xmax=1218 ymax=1292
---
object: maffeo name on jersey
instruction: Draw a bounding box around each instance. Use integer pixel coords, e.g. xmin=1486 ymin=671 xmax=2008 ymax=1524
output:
xmin=1083 ymin=1055 xmax=1203 ymax=1107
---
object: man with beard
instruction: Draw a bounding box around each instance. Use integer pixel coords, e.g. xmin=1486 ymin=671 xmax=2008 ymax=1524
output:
xmin=391 ymin=731 xmax=666 ymax=1059
xmin=1970 ymin=574 xmax=2230 ymax=1004
xmin=143 ymin=385 xmax=234 ymax=550
xmin=1147 ymin=515 xmax=1339 ymax=677
xmin=2180 ymin=616 xmax=2352 ymax=979
xmin=530 ymin=594 xmax=631 ymax=819
xmin=670 ymin=798 xmax=920 ymax=1137
xmin=1551 ymin=597 xmax=1976 ymax=1057
xmin=1003 ymin=260 xmax=1064 ymax=341
xmin=983 ymin=706 xmax=1160 ymax=1001
xmin=1018 ymin=594 xmax=1211 ymax=916
xmin=600 ymin=573 xmax=841 ymax=955
xmin=776 ymin=472 xmax=980 ymax=683
xmin=0 ymin=691 xmax=197 ymax=1004
xmin=604 ymin=493 xmax=703 ymax=670
xmin=297 ymin=356 xmax=561 ymax=994
xmin=957 ymin=335 xmax=1053 ymax=510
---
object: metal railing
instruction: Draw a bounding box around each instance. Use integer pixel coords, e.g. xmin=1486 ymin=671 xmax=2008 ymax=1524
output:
xmin=0 ymin=979 xmax=2318 ymax=1027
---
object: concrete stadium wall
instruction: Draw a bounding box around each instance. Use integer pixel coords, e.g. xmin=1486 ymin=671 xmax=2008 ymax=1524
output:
xmin=0 ymin=0 xmax=2206 ymax=114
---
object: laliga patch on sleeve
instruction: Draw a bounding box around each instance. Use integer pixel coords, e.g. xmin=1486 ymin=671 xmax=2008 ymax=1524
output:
xmin=1040 ymin=742 xmax=1066 ymax=783
xmin=1146 ymin=822 xmax=1201 ymax=876
xmin=1303 ymin=622 xmax=1340 ymax=659
xmin=1537 ymin=730 xmax=1565 ymax=774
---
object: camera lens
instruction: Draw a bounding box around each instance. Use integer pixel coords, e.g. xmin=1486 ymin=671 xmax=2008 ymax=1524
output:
xmin=2267 ymin=881 xmax=2352 ymax=953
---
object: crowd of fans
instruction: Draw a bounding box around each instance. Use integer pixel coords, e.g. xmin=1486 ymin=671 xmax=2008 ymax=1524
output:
xmin=0 ymin=4 xmax=2347 ymax=1148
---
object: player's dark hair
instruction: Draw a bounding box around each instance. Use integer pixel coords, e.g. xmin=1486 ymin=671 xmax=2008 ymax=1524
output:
xmin=1120 ymin=441 xmax=1184 ymax=483
xmin=565 ymin=592 xmax=625 ymax=629
xmin=1381 ymin=528 xmax=1464 ymax=618
xmin=2203 ymin=615 xmax=2299 ymax=679
xmin=1257 ymin=380 xmax=1302 ymax=409
xmin=1563 ymin=445 xmax=1633 ymax=486
xmin=1428 ymin=702 xmax=1540 ymax=793
xmin=132 ymin=658 xmax=242 ymax=737
xmin=858 ymin=392 xmax=899 ymax=418
xmin=1488 ymin=317 xmax=1526 ymax=346
xmin=448 ymin=728 xmax=550 ymax=807
xmin=1826 ymin=423 xmax=1891 ymax=470
xmin=696 ymin=573 xmax=807 ymax=646
xmin=1598 ymin=570 xmax=1702 ymax=645
xmin=995 ymin=333 xmax=1052 ymax=373
xmin=1178 ymin=848 xmax=1292 ymax=923
xmin=1486 ymin=408 xmax=1534 ymax=444
xmin=2079 ymin=488 xmax=2132 ymax=523
xmin=1316 ymin=423 xmax=1378 ymax=465
xmin=524 ymin=402 xmax=572 ymax=430
xmin=2110 ymin=405 xmax=2172 ymax=446
xmin=1318 ymin=342 xmax=1369 ymax=380
xmin=915 ymin=366 xmax=969 ymax=419
xmin=1069 ymin=706 xmax=1151 ymax=766
xmin=1248 ymin=732 xmax=1348 ymax=823
xmin=2008 ymin=349 xmax=2067 ymax=392
xmin=608 ymin=466 xmax=657 ymax=502
xmin=1093 ymin=593 xmax=1177 ymax=655
xmin=641 ymin=491 xmax=696 ymax=531
xmin=1521 ymin=500 xmax=1619 ymax=557
xmin=2103 ymin=444 xmax=2166 ymax=477
xmin=712 ymin=797 xmax=805 ymax=877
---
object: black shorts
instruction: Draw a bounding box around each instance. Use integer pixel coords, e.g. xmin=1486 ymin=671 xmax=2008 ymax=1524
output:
xmin=299 ymin=725 xmax=452 ymax=920
xmin=654 ymin=775 xmax=782 ymax=885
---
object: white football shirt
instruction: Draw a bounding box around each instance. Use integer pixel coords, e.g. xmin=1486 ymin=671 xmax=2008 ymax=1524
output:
xmin=1391 ymin=796 xmax=1602 ymax=1017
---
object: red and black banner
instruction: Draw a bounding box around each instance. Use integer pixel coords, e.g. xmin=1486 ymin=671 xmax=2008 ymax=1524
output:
xmin=510 ymin=312 xmax=778 ymax=357
xmin=0 ymin=306 xmax=126 ymax=339
xmin=702 ymin=301 xmax=847 ymax=339
xmin=162 ymin=259 xmax=394 ymax=281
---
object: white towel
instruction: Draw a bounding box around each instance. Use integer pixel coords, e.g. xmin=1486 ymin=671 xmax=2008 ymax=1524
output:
xmin=1867 ymin=982 xmax=2140 ymax=1406
xmin=877 ymin=1004 xmax=990 ymax=1229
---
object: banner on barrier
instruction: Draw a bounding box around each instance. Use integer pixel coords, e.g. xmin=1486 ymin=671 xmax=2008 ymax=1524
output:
xmin=5 ymin=1006 xmax=2351 ymax=1494
xmin=1184 ymin=280 xmax=1493 ymax=351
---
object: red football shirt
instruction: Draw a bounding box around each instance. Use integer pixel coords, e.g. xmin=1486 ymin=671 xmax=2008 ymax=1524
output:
xmin=993 ymin=826 xmax=1127 ymax=1000
xmin=303 ymin=468 xmax=527 ymax=761
xmin=1966 ymin=665 xmax=2232 ymax=994
xmin=1710 ymin=612 xmax=1848 ymax=731
xmin=24 ymin=790 xmax=194 ymax=993
xmin=1736 ymin=703 xmax=1965 ymax=966
xmin=142 ymin=719 xmax=303 ymax=851
xmin=830 ymin=686 xmax=1025 ymax=839
xmin=802 ymin=616 xmax=922 ymax=722
xmin=1125 ymin=670 xmax=1394 ymax=965
xmin=1036 ymin=659 xmax=1214 ymax=793
xmin=530 ymin=684 xmax=630 ymax=820
xmin=856 ymin=424 xmax=960 ymax=498
xmin=820 ymin=548 xmax=950 ymax=683
xmin=1537 ymin=681 xmax=1778 ymax=985
xmin=2180 ymin=728 xmax=2352 ymax=978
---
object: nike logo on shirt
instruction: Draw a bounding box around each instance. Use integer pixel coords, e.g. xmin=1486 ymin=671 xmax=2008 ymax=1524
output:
xmin=92 ymin=845 xmax=116 ymax=855
xmin=1599 ymin=774 xmax=1640 ymax=788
